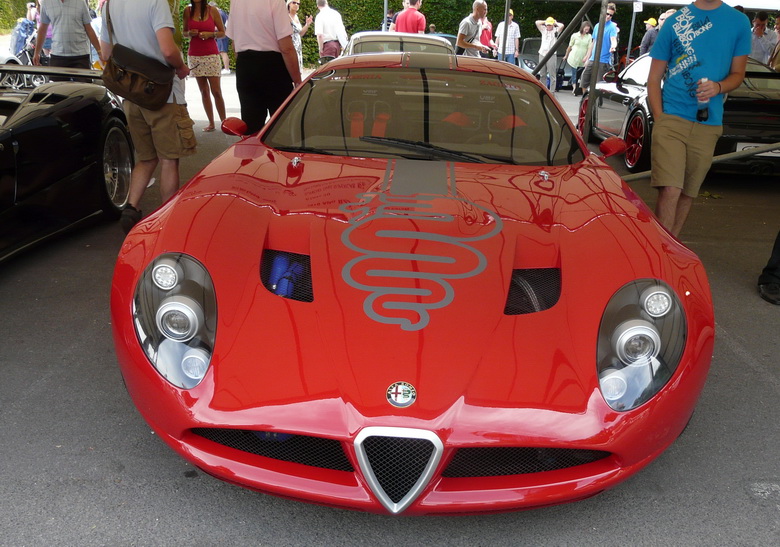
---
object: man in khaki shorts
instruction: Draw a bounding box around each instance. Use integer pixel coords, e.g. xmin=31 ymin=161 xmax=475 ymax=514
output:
xmin=100 ymin=0 xmax=197 ymax=233
xmin=647 ymin=0 xmax=751 ymax=237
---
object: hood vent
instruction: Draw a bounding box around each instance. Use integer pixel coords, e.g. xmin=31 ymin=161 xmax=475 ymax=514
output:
xmin=260 ymin=249 xmax=313 ymax=302
xmin=504 ymin=268 xmax=561 ymax=315
xmin=354 ymin=427 xmax=443 ymax=514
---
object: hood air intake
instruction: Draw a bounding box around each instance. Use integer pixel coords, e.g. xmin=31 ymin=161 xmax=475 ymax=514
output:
xmin=260 ymin=249 xmax=313 ymax=302
xmin=354 ymin=427 xmax=443 ymax=514
xmin=504 ymin=268 xmax=561 ymax=315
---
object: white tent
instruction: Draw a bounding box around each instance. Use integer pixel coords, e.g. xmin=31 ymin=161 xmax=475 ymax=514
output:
xmin=637 ymin=0 xmax=777 ymax=10
xmin=549 ymin=0 xmax=778 ymax=9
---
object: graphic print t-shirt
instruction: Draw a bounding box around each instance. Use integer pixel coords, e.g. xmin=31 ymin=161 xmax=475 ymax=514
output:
xmin=650 ymin=3 xmax=750 ymax=125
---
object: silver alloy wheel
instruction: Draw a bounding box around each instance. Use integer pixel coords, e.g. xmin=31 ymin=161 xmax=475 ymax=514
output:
xmin=102 ymin=124 xmax=133 ymax=211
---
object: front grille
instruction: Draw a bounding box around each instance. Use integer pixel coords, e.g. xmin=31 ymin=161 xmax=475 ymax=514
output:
xmin=442 ymin=447 xmax=610 ymax=478
xmin=504 ymin=268 xmax=561 ymax=315
xmin=260 ymin=249 xmax=314 ymax=302
xmin=191 ymin=428 xmax=353 ymax=471
xmin=362 ymin=436 xmax=435 ymax=503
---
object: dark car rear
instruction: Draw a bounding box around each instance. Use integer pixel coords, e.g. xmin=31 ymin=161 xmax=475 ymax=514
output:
xmin=717 ymin=62 xmax=780 ymax=175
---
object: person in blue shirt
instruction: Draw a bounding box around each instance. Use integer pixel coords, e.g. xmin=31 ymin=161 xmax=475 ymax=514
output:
xmin=579 ymin=2 xmax=617 ymax=92
xmin=647 ymin=0 xmax=751 ymax=236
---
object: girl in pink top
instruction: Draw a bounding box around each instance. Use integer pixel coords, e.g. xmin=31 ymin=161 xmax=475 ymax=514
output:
xmin=184 ymin=0 xmax=227 ymax=132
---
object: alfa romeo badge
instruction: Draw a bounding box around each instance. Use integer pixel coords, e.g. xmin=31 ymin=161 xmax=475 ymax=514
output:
xmin=386 ymin=381 xmax=417 ymax=408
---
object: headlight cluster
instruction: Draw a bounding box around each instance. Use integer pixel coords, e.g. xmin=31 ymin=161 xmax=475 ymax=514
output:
xmin=597 ymin=280 xmax=686 ymax=411
xmin=522 ymin=58 xmax=537 ymax=70
xmin=133 ymin=254 xmax=217 ymax=389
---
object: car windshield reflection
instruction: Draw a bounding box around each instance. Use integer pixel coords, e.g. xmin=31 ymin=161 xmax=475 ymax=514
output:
xmin=263 ymin=67 xmax=585 ymax=166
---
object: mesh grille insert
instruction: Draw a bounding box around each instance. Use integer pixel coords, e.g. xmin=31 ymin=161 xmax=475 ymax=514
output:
xmin=191 ymin=428 xmax=353 ymax=471
xmin=504 ymin=268 xmax=561 ymax=315
xmin=363 ymin=436 xmax=435 ymax=503
xmin=442 ymin=447 xmax=610 ymax=477
xmin=260 ymin=249 xmax=314 ymax=302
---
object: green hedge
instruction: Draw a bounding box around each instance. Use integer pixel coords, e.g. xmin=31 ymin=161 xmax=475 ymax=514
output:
xmin=6 ymin=1 xmax=752 ymax=69
xmin=2 ymin=1 xmax=29 ymax=33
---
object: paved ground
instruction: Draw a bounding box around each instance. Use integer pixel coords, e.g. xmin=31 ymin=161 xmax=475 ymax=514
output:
xmin=1 ymin=35 xmax=779 ymax=545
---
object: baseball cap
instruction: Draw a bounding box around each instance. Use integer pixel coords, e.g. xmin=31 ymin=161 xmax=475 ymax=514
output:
xmin=644 ymin=17 xmax=657 ymax=26
xmin=545 ymin=17 xmax=556 ymax=25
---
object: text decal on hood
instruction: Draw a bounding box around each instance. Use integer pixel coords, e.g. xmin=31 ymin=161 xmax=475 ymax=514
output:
xmin=340 ymin=159 xmax=503 ymax=331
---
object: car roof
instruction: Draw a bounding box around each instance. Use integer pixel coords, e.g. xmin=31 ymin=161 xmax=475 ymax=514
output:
xmin=348 ymin=31 xmax=453 ymax=47
xmin=315 ymin=51 xmax=541 ymax=82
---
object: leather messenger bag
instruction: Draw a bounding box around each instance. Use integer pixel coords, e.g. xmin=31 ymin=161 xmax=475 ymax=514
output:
xmin=101 ymin=3 xmax=174 ymax=111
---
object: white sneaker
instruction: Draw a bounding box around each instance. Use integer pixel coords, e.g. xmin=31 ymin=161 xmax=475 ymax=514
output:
xmin=221 ymin=69 xmax=231 ymax=75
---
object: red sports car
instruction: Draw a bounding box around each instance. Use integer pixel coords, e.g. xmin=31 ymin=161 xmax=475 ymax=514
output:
xmin=111 ymin=52 xmax=714 ymax=515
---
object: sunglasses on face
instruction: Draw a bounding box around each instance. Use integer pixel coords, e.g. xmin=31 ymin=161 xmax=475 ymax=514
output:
xmin=606 ymin=13 xmax=614 ymax=17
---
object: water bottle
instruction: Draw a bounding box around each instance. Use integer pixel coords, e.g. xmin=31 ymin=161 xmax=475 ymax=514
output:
xmin=696 ymin=77 xmax=709 ymax=122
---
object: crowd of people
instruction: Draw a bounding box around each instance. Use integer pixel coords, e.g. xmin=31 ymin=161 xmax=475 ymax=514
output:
xmin=14 ymin=0 xmax=778 ymax=306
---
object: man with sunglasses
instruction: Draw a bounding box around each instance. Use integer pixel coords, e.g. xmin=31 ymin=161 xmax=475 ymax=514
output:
xmin=580 ymin=3 xmax=617 ymax=93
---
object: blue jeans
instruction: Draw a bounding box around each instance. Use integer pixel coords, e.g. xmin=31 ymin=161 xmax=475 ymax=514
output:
xmin=498 ymin=53 xmax=517 ymax=65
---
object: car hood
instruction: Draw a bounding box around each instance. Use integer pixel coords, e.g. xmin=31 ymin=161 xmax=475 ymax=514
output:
xmin=135 ymin=143 xmax=706 ymax=430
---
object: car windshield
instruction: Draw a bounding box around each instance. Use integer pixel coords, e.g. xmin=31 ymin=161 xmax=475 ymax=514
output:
xmin=263 ymin=66 xmax=585 ymax=166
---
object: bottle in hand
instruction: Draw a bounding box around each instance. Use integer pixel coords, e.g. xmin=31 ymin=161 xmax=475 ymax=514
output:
xmin=696 ymin=77 xmax=709 ymax=122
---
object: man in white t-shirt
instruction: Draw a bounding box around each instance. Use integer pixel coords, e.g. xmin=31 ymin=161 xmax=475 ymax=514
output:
xmin=535 ymin=16 xmax=564 ymax=90
xmin=315 ymin=0 xmax=347 ymax=58
xmin=226 ymin=0 xmax=302 ymax=135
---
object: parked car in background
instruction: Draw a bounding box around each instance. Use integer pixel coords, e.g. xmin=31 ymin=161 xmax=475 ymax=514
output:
xmin=517 ymin=36 xmax=571 ymax=89
xmin=430 ymin=33 xmax=457 ymax=51
xmin=579 ymin=54 xmax=780 ymax=173
xmin=112 ymin=52 xmax=715 ymax=515
xmin=342 ymin=31 xmax=455 ymax=56
xmin=0 ymin=65 xmax=132 ymax=262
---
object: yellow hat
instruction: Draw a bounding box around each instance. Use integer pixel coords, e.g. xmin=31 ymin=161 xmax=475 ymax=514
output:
xmin=545 ymin=17 xmax=556 ymax=25
xmin=644 ymin=17 xmax=657 ymax=26
xmin=509 ymin=9 xmax=513 ymax=16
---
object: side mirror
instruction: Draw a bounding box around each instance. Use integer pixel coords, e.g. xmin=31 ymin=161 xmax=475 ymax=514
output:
xmin=221 ymin=117 xmax=248 ymax=136
xmin=599 ymin=136 xmax=627 ymax=158
xmin=603 ymin=70 xmax=618 ymax=83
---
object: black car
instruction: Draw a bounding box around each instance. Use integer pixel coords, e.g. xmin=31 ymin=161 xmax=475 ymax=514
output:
xmin=578 ymin=54 xmax=780 ymax=173
xmin=0 ymin=65 xmax=133 ymax=262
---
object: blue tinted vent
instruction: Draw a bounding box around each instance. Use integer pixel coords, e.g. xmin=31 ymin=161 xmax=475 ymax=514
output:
xmin=504 ymin=268 xmax=560 ymax=315
xmin=260 ymin=249 xmax=314 ymax=302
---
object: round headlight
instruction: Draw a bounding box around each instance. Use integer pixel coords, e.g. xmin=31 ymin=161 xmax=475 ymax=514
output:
xmin=600 ymin=371 xmax=627 ymax=401
xmin=613 ymin=319 xmax=661 ymax=364
xmin=641 ymin=286 xmax=672 ymax=317
xmin=155 ymin=295 xmax=204 ymax=342
xmin=152 ymin=258 xmax=183 ymax=290
xmin=181 ymin=347 xmax=210 ymax=380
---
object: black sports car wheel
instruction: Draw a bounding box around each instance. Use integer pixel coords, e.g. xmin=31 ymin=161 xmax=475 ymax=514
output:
xmin=100 ymin=118 xmax=133 ymax=219
xmin=624 ymin=111 xmax=651 ymax=172
xmin=578 ymin=94 xmax=598 ymax=144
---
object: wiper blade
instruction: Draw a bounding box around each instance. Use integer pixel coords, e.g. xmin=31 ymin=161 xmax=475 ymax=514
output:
xmin=273 ymin=145 xmax=335 ymax=155
xmin=359 ymin=136 xmax=480 ymax=162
